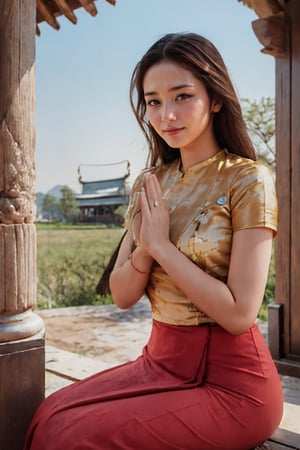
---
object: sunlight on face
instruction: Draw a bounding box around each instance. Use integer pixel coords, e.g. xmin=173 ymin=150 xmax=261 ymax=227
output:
xmin=143 ymin=61 xmax=220 ymax=162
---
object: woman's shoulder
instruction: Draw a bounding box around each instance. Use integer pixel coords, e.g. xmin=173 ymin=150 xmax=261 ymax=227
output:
xmin=224 ymin=153 xmax=278 ymax=233
xmin=224 ymin=151 xmax=275 ymax=184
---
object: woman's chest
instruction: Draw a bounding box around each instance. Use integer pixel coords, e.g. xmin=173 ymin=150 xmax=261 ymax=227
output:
xmin=161 ymin=173 xmax=233 ymax=272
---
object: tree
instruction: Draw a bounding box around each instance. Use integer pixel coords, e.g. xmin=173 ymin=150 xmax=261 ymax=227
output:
xmin=42 ymin=193 xmax=59 ymax=220
xmin=242 ymin=97 xmax=276 ymax=317
xmin=241 ymin=97 xmax=275 ymax=168
xmin=58 ymin=186 xmax=79 ymax=222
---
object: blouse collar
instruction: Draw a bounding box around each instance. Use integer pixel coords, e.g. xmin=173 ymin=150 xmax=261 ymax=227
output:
xmin=176 ymin=149 xmax=227 ymax=176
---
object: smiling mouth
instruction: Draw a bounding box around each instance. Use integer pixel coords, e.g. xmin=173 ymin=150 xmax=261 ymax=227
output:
xmin=164 ymin=127 xmax=184 ymax=135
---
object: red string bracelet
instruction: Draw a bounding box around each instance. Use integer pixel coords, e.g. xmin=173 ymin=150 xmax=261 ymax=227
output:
xmin=129 ymin=253 xmax=151 ymax=275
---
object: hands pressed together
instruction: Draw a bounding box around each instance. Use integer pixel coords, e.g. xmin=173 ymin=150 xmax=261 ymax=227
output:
xmin=109 ymin=172 xmax=172 ymax=308
xmin=135 ymin=173 xmax=170 ymax=260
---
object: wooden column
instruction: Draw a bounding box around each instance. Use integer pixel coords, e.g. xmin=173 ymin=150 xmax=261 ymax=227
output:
xmin=0 ymin=1 xmax=45 ymax=449
xmin=268 ymin=0 xmax=300 ymax=377
xmin=248 ymin=0 xmax=300 ymax=377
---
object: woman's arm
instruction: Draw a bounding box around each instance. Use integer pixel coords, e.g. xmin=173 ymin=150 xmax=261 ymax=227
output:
xmin=149 ymin=228 xmax=273 ymax=335
xmin=139 ymin=173 xmax=273 ymax=335
xmin=109 ymin=229 xmax=153 ymax=309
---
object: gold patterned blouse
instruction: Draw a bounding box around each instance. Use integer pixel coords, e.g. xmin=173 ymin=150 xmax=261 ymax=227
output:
xmin=124 ymin=150 xmax=278 ymax=326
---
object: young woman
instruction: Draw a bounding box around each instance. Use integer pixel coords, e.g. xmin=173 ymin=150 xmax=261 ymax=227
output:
xmin=24 ymin=32 xmax=283 ymax=450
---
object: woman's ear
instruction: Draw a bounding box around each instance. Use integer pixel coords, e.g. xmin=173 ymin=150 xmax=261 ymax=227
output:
xmin=211 ymin=98 xmax=222 ymax=113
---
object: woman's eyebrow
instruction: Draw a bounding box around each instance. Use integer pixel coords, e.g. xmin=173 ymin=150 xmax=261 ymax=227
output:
xmin=144 ymin=83 xmax=195 ymax=96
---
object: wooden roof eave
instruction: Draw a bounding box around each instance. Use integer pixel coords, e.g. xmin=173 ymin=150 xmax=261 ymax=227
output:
xmin=238 ymin=0 xmax=287 ymax=57
xmin=36 ymin=0 xmax=116 ymax=36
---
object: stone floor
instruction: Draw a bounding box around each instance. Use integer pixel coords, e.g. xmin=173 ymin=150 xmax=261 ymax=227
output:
xmin=40 ymin=300 xmax=300 ymax=449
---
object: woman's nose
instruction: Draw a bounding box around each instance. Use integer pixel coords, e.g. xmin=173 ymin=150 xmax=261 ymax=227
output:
xmin=161 ymin=103 xmax=176 ymax=122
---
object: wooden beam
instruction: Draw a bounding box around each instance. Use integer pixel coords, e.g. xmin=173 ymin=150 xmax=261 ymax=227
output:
xmin=276 ymin=0 xmax=286 ymax=9
xmin=36 ymin=0 xmax=60 ymax=30
xmin=36 ymin=0 xmax=116 ymax=31
xmin=249 ymin=0 xmax=283 ymax=18
xmin=290 ymin=0 xmax=300 ymax=359
xmin=0 ymin=338 xmax=45 ymax=450
xmin=273 ymin=0 xmax=300 ymax=376
xmin=252 ymin=11 xmax=286 ymax=57
xmin=268 ymin=303 xmax=284 ymax=360
xmin=271 ymin=428 xmax=300 ymax=449
xmin=77 ymin=0 xmax=98 ymax=17
xmin=54 ymin=0 xmax=77 ymax=24
xmin=274 ymin=16 xmax=292 ymax=364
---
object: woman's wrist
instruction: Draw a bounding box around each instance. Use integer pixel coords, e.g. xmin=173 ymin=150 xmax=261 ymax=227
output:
xmin=147 ymin=239 xmax=174 ymax=263
xmin=129 ymin=247 xmax=153 ymax=274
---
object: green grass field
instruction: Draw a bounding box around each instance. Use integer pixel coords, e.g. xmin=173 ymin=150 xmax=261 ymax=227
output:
xmin=36 ymin=223 xmax=275 ymax=321
xmin=37 ymin=223 xmax=125 ymax=309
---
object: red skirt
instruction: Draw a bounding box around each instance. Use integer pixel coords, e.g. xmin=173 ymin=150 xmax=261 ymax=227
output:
xmin=24 ymin=320 xmax=283 ymax=450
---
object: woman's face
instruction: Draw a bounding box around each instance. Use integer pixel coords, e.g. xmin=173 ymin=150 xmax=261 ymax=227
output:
xmin=143 ymin=60 xmax=221 ymax=155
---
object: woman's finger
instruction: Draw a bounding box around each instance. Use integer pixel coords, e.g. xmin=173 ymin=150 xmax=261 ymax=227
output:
xmin=144 ymin=174 xmax=162 ymax=209
xmin=139 ymin=187 xmax=151 ymax=218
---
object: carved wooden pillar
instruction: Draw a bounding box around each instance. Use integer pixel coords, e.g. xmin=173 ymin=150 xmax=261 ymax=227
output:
xmin=0 ymin=1 xmax=45 ymax=449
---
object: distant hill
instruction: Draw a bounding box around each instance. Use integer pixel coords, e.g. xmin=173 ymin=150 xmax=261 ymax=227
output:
xmin=47 ymin=184 xmax=65 ymax=200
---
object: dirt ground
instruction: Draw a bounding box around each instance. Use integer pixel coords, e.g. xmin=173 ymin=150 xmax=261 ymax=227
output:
xmin=38 ymin=298 xmax=153 ymax=365
xmin=38 ymin=296 xmax=268 ymax=366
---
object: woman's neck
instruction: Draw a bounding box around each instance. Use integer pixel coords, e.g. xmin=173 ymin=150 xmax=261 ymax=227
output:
xmin=179 ymin=144 xmax=221 ymax=173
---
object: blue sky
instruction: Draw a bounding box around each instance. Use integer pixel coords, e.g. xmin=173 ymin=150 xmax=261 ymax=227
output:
xmin=35 ymin=0 xmax=275 ymax=194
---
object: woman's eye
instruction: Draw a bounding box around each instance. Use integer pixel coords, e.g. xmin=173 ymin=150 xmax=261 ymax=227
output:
xmin=177 ymin=93 xmax=191 ymax=101
xmin=146 ymin=99 xmax=160 ymax=107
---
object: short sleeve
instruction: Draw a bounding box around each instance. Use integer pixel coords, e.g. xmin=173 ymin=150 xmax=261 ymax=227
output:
xmin=231 ymin=162 xmax=278 ymax=236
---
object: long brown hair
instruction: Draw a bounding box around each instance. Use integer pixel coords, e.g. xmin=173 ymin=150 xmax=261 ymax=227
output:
xmin=97 ymin=32 xmax=257 ymax=296
xmin=129 ymin=32 xmax=256 ymax=167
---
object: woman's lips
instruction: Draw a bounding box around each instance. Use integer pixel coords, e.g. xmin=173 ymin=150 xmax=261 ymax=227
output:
xmin=164 ymin=127 xmax=184 ymax=136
